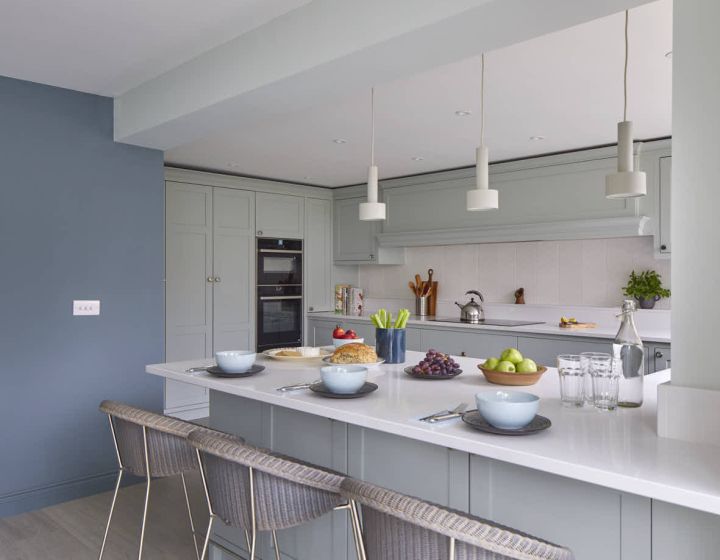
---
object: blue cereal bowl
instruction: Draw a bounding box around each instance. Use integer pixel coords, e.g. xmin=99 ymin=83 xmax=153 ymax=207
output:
xmin=215 ymin=350 xmax=256 ymax=373
xmin=475 ymin=390 xmax=539 ymax=430
xmin=320 ymin=365 xmax=368 ymax=394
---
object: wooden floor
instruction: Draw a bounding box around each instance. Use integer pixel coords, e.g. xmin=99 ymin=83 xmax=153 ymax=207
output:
xmin=0 ymin=473 xmax=210 ymax=560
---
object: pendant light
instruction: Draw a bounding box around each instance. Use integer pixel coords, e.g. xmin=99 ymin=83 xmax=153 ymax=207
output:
xmin=606 ymin=10 xmax=646 ymax=199
xmin=467 ymin=53 xmax=499 ymax=211
xmin=359 ymin=87 xmax=386 ymax=221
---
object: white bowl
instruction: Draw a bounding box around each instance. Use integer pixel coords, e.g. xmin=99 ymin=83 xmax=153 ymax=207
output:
xmin=215 ymin=350 xmax=256 ymax=373
xmin=332 ymin=337 xmax=364 ymax=348
xmin=320 ymin=365 xmax=367 ymax=394
xmin=475 ymin=390 xmax=539 ymax=430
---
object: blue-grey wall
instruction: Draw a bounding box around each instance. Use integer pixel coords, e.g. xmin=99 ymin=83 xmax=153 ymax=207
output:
xmin=0 ymin=76 xmax=165 ymax=516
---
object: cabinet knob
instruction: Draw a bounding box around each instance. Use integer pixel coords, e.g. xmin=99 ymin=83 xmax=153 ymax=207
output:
xmin=369 ymin=254 xmax=374 ymax=260
xmin=207 ymin=276 xmax=214 ymax=283
xmin=214 ymin=276 xmax=221 ymax=283
xmin=460 ymin=351 xmax=467 ymax=357
xmin=257 ymin=230 xmax=263 ymax=236
xmin=655 ymin=351 xmax=664 ymax=359
xmin=660 ymin=244 xmax=667 ymax=251
xmin=309 ymin=306 xmax=314 ymax=311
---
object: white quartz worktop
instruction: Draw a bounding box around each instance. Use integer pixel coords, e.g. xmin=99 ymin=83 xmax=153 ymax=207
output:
xmin=147 ymin=352 xmax=720 ymax=516
xmin=308 ymin=311 xmax=671 ymax=343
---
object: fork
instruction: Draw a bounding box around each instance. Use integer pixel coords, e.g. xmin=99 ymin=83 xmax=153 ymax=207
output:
xmin=420 ymin=402 xmax=468 ymax=423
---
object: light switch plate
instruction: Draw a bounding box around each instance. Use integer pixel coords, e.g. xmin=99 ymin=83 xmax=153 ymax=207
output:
xmin=73 ymin=300 xmax=100 ymax=316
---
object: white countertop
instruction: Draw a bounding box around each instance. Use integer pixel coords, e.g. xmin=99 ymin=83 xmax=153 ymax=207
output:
xmin=307 ymin=311 xmax=671 ymax=343
xmin=146 ymin=352 xmax=719 ymax=516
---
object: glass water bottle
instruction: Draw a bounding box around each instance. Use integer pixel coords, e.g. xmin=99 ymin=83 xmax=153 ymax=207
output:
xmin=613 ymin=299 xmax=644 ymax=407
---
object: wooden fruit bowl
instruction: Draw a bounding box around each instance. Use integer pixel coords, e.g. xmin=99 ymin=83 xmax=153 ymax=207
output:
xmin=477 ymin=365 xmax=548 ymax=386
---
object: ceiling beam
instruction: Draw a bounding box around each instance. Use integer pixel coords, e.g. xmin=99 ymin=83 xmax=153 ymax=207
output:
xmin=114 ymin=0 xmax=653 ymax=150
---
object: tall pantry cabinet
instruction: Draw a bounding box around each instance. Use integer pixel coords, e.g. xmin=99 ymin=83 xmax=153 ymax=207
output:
xmin=165 ymin=182 xmax=255 ymax=418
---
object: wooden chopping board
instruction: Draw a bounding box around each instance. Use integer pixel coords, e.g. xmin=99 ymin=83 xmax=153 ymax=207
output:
xmin=558 ymin=322 xmax=597 ymax=329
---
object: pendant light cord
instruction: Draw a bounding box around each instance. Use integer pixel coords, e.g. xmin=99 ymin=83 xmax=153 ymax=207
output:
xmin=623 ymin=10 xmax=629 ymax=122
xmin=480 ymin=53 xmax=485 ymax=145
xmin=370 ymin=87 xmax=375 ymax=167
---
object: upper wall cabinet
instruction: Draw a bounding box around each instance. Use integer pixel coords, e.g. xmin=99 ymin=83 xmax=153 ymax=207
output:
xmin=256 ymin=192 xmax=304 ymax=239
xmin=333 ymin=196 xmax=404 ymax=264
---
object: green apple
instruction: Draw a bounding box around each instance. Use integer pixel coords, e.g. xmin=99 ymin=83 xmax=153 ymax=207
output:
xmin=500 ymin=348 xmax=524 ymax=365
xmin=483 ymin=357 xmax=500 ymax=370
xmin=516 ymin=358 xmax=538 ymax=373
xmin=495 ymin=360 xmax=516 ymax=373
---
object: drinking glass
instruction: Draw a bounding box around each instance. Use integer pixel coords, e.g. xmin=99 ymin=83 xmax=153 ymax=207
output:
xmin=590 ymin=355 xmax=618 ymax=411
xmin=580 ymin=352 xmax=611 ymax=404
xmin=557 ymin=354 xmax=584 ymax=407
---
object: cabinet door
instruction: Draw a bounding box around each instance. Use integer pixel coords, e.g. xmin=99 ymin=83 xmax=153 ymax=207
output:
xmin=165 ymin=182 xmax=212 ymax=411
xmin=334 ymin=197 xmax=377 ymax=262
xmin=256 ymin=192 xmax=304 ymax=239
xmin=421 ymin=329 xmax=516 ymax=359
xmin=517 ymin=336 xmax=611 ymax=368
xmin=659 ymin=156 xmax=671 ymax=254
xmin=651 ymin=345 xmax=671 ymax=373
xmin=304 ymin=198 xmax=333 ymax=312
xmin=213 ymin=188 xmax=255 ymax=353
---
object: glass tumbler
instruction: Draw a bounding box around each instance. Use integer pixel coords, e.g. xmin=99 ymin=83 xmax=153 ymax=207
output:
xmin=557 ymin=354 xmax=584 ymax=407
xmin=580 ymin=352 xmax=611 ymax=404
xmin=590 ymin=355 xmax=618 ymax=411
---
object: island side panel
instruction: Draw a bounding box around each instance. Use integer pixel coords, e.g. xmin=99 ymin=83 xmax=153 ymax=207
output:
xmin=652 ymin=501 xmax=720 ymax=560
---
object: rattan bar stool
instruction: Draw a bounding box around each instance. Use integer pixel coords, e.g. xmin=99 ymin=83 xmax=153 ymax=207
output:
xmin=341 ymin=478 xmax=574 ymax=560
xmin=187 ymin=429 xmax=365 ymax=560
xmin=98 ymin=400 xmax=240 ymax=560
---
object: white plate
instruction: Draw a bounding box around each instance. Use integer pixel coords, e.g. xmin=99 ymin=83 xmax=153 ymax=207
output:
xmin=321 ymin=355 xmax=385 ymax=368
xmin=263 ymin=347 xmax=332 ymax=361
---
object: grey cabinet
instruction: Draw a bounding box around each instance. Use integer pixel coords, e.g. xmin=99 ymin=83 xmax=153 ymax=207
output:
xmin=658 ymin=156 xmax=671 ymax=254
xmin=165 ymin=183 xmax=255 ymax=418
xmin=333 ymin=196 xmax=404 ymax=264
xmin=517 ymin=336 xmax=611 ymax=368
xmin=256 ymin=191 xmax=304 ymax=239
xmin=650 ymin=345 xmax=671 ymax=372
xmin=304 ymin=198 xmax=333 ymax=313
xmin=421 ymin=329 xmax=516 ymax=359
xmin=307 ymin=317 xmax=421 ymax=351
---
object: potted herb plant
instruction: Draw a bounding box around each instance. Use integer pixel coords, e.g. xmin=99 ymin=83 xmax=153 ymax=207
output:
xmin=622 ymin=270 xmax=671 ymax=309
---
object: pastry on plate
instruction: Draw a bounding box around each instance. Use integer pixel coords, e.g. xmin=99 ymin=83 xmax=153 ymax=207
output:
xmin=330 ymin=343 xmax=378 ymax=364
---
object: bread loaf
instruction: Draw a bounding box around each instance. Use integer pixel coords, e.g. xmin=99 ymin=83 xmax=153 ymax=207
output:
xmin=330 ymin=343 xmax=378 ymax=364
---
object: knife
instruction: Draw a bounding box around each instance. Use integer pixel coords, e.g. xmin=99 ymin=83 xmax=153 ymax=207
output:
xmin=276 ymin=381 xmax=318 ymax=392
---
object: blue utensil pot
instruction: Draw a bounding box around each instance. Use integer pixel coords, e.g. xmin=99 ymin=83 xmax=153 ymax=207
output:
xmin=375 ymin=328 xmax=406 ymax=364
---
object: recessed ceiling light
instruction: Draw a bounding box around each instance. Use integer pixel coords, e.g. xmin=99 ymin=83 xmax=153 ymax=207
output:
xmin=227 ymin=162 xmax=241 ymax=168
xmin=455 ymin=110 xmax=472 ymax=117
xmin=529 ymin=136 xmax=545 ymax=141
xmin=411 ymin=156 xmax=424 ymax=161
xmin=303 ymin=176 xmax=316 ymax=180
xmin=665 ymin=50 xmax=673 ymax=59
xmin=333 ymin=138 xmax=348 ymax=144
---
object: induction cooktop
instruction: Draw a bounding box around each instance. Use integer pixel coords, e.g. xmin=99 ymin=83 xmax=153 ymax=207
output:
xmin=429 ymin=318 xmax=545 ymax=327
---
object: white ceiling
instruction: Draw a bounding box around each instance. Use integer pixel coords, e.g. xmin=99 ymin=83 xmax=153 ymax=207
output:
xmin=0 ymin=0 xmax=310 ymax=96
xmin=166 ymin=0 xmax=672 ymax=187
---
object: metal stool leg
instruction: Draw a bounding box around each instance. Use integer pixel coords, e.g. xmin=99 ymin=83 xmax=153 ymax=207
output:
xmin=181 ymin=472 xmax=201 ymax=560
xmin=98 ymin=469 xmax=123 ymax=560
xmin=248 ymin=467 xmax=257 ymax=560
xmin=138 ymin=427 xmax=152 ymax=560
xmin=271 ymin=530 xmax=281 ymax=560
xmin=201 ymin=516 xmax=215 ymax=560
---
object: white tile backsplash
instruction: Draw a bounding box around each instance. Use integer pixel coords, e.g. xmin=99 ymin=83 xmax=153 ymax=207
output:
xmin=357 ymin=236 xmax=671 ymax=309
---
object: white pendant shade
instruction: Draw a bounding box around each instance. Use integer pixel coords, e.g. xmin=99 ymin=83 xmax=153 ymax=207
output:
xmin=359 ymin=164 xmax=386 ymax=220
xmin=606 ymin=11 xmax=646 ymax=199
xmin=606 ymin=120 xmax=646 ymax=199
xmin=360 ymin=88 xmax=386 ymax=221
xmin=467 ymin=145 xmax=498 ymax=211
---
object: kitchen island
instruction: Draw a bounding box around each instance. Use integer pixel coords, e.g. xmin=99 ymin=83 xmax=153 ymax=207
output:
xmin=147 ymin=352 xmax=719 ymax=560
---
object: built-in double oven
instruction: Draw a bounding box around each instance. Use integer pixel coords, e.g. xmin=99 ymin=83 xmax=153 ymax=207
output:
xmin=256 ymin=238 xmax=303 ymax=352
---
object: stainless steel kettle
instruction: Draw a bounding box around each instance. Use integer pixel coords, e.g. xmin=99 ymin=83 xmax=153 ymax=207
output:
xmin=455 ymin=290 xmax=485 ymax=323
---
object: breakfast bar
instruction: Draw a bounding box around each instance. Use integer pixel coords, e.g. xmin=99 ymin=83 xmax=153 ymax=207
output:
xmin=147 ymin=353 xmax=720 ymax=560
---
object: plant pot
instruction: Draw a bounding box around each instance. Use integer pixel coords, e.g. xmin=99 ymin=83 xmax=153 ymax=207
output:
xmin=636 ymin=296 xmax=660 ymax=309
xmin=375 ymin=328 xmax=406 ymax=364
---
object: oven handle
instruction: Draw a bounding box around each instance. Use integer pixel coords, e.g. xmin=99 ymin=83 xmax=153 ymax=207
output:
xmin=258 ymin=249 xmax=302 ymax=254
xmin=259 ymin=295 xmax=303 ymax=301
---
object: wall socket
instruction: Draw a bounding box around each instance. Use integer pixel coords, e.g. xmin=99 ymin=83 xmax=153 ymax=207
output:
xmin=73 ymin=300 xmax=100 ymax=316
